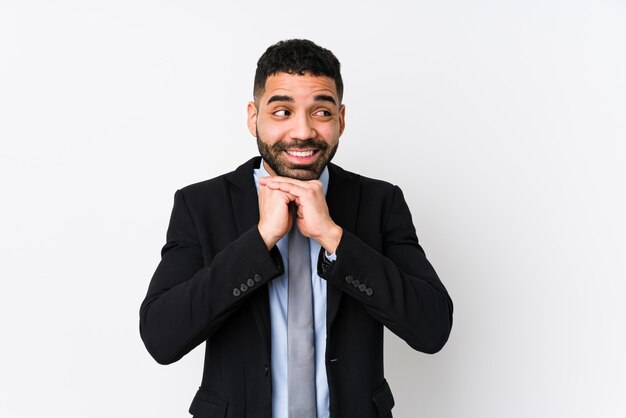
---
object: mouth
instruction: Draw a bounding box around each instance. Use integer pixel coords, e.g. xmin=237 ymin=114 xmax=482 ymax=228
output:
xmin=283 ymin=149 xmax=320 ymax=164
xmin=286 ymin=149 xmax=315 ymax=157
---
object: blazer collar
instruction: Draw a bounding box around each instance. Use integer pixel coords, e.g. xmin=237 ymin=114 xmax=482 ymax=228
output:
xmin=226 ymin=157 xmax=262 ymax=236
xmin=326 ymin=162 xmax=360 ymax=235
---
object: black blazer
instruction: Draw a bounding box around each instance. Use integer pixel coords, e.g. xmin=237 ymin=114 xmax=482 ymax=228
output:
xmin=140 ymin=157 xmax=453 ymax=418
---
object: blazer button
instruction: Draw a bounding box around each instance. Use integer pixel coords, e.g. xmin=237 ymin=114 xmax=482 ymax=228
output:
xmin=352 ymin=279 xmax=360 ymax=288
xmin=247 ymin=278 xmax=256 ymax=287
xmin=254 ymin=274 xmax=263 ymax=283
xmin=345 ymin=275 xmax=354 ymax=284
xmin=358 ymin=284 xmax=366 ymax=292
xmin=233 ymin=288 xmax=241 ymax=297
xmin=365 ymin=288 xmax=373 ymax=296
xmin=240 ymin=284 xmax=249 ymax=292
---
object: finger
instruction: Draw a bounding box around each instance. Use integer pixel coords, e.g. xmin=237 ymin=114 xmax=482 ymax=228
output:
xmin=296 ymin=205 xmax=305 ymax=219
xmin=260 ymin=176 xmax=320 ymax=189
xmin=263 ymin=180 xmax=309 ymax=197
xmin=258 ymin=176 xmax=289 ymax=186
xmin=260 ymin=184 xmax=297 ymax=201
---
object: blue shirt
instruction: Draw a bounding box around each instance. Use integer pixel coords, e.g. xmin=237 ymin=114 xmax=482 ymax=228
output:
xmin=253 ymin=161 xmax=332 ymax=418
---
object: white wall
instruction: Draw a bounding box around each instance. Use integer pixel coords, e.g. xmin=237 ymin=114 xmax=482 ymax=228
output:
xmin=1 ymin=1 xmax=624 ymax=417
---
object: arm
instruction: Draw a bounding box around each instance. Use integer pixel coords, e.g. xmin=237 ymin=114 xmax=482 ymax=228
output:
xmin=139 ymin=189 xmax=283 ymax=365
xmin=321 ymin=186 xmax=453 ymax=354
xmin=258 ymin=177 xmax=453 ymax=353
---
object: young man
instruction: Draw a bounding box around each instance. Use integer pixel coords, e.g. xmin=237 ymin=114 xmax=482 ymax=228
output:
xmin=140 ymin=39 xmax=453 ymax=418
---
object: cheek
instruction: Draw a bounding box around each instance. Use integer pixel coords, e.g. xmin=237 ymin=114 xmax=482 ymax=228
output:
xmin=318 ymin=124 xmax=341 ymax=142
xmin=259 ymin=130 xmax=278 ymax=145
xmin=257 ymin=121 xmax=286 ymax=142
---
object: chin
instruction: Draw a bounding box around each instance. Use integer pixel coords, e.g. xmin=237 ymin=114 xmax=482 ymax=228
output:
xmin=277 ymin=166 xmax=321 ymax=181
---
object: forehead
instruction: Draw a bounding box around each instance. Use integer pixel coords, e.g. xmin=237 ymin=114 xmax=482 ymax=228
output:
xmin=261 ymin=72 xmax=339 ymax=103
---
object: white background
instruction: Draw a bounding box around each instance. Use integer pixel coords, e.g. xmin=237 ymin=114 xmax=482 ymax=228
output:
xmin=1 ymin=1 xmax=625 ymax=417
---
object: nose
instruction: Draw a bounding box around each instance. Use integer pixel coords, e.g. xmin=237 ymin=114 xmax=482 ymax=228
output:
xmin=289 ymin=113 xmax=316 ymax=141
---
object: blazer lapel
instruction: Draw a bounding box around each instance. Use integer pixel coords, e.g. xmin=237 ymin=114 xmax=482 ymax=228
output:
xmin=325 ymin=163 xmax=360 ymax=330
xmin=227 ymin=157 xmax=272 ymax=359
xmin=228 ymin=157 xmax=262 ymax=236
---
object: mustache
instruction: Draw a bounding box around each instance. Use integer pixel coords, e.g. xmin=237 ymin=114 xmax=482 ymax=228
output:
xmin=271 ymin=139 xmax=329 ymax=152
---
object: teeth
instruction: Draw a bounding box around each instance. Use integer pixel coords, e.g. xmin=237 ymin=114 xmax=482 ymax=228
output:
xmin=287 ymin=150 xmax=314 ymax=157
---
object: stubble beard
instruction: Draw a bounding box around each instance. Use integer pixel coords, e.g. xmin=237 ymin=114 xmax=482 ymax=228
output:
xmin=256 ymin=131 xmax=338 ymax=181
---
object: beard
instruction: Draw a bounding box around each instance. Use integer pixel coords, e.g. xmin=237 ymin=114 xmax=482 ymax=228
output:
xmin=256 ymin=131 xmax=338 ymax=180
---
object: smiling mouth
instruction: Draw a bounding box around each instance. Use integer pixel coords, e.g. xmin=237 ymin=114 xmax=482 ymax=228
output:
xmin=285 ymin=149 xmax=317 ymax=157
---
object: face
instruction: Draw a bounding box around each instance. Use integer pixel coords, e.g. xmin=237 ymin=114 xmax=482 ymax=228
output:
xmin=247 ymin=72 xmax=345 ymax=180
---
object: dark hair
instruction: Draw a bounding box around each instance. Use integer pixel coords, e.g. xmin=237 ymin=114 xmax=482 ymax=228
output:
xmin=254 ymin=39 xmax=343 ymax=102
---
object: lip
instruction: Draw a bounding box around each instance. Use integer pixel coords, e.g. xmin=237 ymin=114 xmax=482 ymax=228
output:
xmin=283 ymin=149 xmax=320 ymax=164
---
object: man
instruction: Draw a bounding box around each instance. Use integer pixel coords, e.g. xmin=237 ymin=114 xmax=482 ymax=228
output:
xmin=140 ymin=39 xmax=453 ymax=418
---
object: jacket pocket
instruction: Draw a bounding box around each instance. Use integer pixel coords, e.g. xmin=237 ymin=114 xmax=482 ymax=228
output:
xmin=189 ymin=389 xmax=228 ymax=418
xmin=372 ymin=379 xmax=395 ymax=418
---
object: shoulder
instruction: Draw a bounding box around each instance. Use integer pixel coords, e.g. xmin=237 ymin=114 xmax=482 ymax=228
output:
xmin=178 ymin=157 xmax=260 ymax=197
xmin=329 ymin=163 xmax=399 ymax=197
xmin=169 ymin=158 xmax=259 ymax=215
xmin=329 ymin=163 xmax=413 ymax=221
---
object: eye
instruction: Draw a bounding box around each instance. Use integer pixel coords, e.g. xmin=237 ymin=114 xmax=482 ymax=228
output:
xmin=273 ymin=109 xmax=291 ymax=117
xmin=313 ymin=109 xmax=332 ymax=117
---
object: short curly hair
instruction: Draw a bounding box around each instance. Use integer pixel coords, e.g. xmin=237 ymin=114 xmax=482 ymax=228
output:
xmin=253 ymin=39 xmax=343 ymax=103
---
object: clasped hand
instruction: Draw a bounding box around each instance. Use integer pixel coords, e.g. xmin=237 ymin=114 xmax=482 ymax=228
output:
xmin=257 ymin=176 xmax=343 ymax=254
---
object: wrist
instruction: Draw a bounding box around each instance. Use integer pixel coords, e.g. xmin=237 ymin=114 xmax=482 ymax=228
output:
xmin=258 ymin=224 xmax=280 ymax=250
xmin=317 ymin=224 xmax=343 ymax=254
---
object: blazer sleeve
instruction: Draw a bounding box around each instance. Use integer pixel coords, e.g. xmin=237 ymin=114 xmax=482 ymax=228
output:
xmin=139 ymin=189 xmax=283 ymax=365
xmin=320 ymin=185 xmax=453 ymax=354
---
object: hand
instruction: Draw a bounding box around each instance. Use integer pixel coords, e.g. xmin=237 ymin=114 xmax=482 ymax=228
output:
xmin=257 ymin=183 xmax=295 ymax=249
xmin=258 ymin=176 xmax=343 ymax=253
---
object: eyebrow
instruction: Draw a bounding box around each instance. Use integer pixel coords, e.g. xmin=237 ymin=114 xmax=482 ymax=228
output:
xmin=267 ymin=95 xmax=294 ymax=105
xmin=314 ymin=95 xmax=337 ymax=105
xmin=266 ymin=94 xmax=338 ymax=106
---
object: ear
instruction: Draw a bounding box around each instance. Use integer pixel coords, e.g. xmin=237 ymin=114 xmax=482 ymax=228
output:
xmin=247 ymin=101 xmax=258 ymax=137
xmin=338 ymin=104 xmax=346 ymax=136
